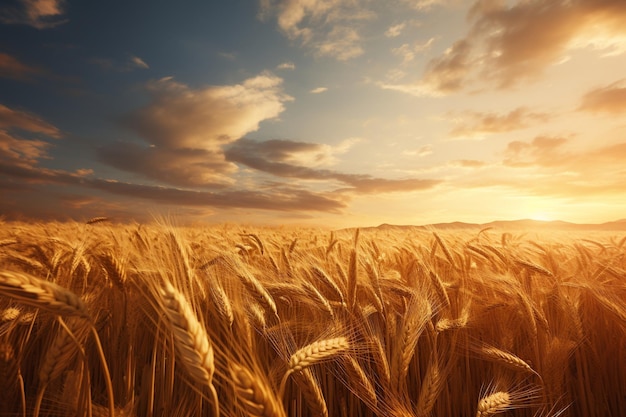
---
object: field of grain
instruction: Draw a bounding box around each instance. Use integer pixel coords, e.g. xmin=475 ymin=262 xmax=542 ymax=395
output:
xmin=0 ymin=219 xmax=624 ymax=417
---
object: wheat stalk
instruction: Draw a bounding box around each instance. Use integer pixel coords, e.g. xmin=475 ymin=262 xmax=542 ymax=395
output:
xmin=292 ymin=368 xmax=329 ymax=417
xmin=237 ymin=269 xmax=278 ymax=319
xmin=343 ymin=356 xmax=377 ymax=407
xmin=310 ymin=266 xmax=345 ymax=304
xmin=0 ymin=342 xmax=18 ymax=409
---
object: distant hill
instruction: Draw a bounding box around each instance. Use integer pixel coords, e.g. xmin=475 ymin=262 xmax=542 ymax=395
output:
xmin=350 ymin=219 xmax=626 ymax=232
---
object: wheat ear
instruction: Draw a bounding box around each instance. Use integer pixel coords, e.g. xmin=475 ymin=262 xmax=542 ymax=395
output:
xmin=476 ymin=391 xmax=511 ymax=417
xmin=279 ymin=337 xmax=349 ymax=397
xmin=344 ymin=356 xmax=377 ymax=407
xmin=0 ymin=270 xmax=89 ymax=318
xmin=159 ymin=281 xmax=219 ymax=416
xmin=34 ymin=317 xmax=88 ymax=417
xmin=479 ymin=345 xmax=541 ymax=379
xmin=230 ymin=363 xmax=286 ymax=417
xmin=415 ymin=355 xmax=443 ymax=417
xmin=395 ymin=296 xmax=430 ymax=389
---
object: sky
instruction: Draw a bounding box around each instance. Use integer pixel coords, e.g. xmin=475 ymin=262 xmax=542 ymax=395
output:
xmin=1 ymin=0 xmax=626 ymax=228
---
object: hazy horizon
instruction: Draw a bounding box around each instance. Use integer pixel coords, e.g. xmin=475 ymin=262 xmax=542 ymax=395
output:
xmin=2 ymin=0 xmax=626 ymax=228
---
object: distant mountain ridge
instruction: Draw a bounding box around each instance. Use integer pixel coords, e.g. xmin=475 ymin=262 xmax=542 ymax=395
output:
xmin=353 ymin=218 xmax=626 ymax=232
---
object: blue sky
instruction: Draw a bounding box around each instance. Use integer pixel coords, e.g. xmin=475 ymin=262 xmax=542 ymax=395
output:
xmin=2 ymin=0 xmax=626 ymax=227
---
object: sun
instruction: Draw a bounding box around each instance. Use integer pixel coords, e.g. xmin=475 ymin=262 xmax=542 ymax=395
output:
xmin=529 ymin=213 xmax=552 ymax=221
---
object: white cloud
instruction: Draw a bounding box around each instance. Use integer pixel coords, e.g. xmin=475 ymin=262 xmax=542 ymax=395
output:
xmin=130 ymin=56 xmax=149 ymax=69
xmin=261 ymin=0 xmax=372 ymax=60
xmin=277 ymin=61 xmax=296 ymax=70
xmin=385 ymin=22 xmax=405 ymax=38
xmin=310 ymin=86 xmax=328 ymax=94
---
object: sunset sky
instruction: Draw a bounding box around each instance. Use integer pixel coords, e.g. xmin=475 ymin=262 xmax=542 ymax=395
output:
xmin=2 ymin=0 xmax=626 ymax=227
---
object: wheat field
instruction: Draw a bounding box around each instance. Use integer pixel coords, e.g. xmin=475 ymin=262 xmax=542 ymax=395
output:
xmin=0 ymin=219 xmax=624 ymax=417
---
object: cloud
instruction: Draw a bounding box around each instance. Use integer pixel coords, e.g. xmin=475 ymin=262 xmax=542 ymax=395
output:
xmin=97 ymin=143 xmax=237 ymax=188
xmin=276 ymin=61 xmax=296 ymax=70
xmin=0 ymin=102 xmax=347 ymax=220
xmin=0 ymin=52 xmax=45 ymax=81
xmin=314 ymin=25 xmax=364 ymax=60
xmin=0 ymin=104 xmax=62 ymax=138
xmin=125 ymin=73 xmax=290 ymax=150
xmin=97 ymin=73 xmax=291 ymax=188
xmin=451 ymin=159 xmax=486 ymax=168
xmin=90 ymin=55 xmax=150 ymax=72
xmin=497 ymin=137 xmax=626 ymax=198
xmin=448 ymin=107 xmax=551 ymax=138
xmin=310 ymin=86 xmax=328 ymax=94
xmin=579 ymin=79 xmax=626 ymax=114
xmin=420 ymin=39 xmax=474 ymax=94
xmin=381 ymin=39 xmax=472 ymax=96
xmin=387 ymin=0 xmax=626 ymax=96
xmin=130 ymin=55 xmax=149 ymax=69
xmin=402 ymin=144 xmax=433 ymax=157
xmin=225 ymin=138 xmax=440 ymax=194
xmin=392 ymin=38 xmax=435 ymax=64
xmin=0 ymin=0 xmax=68 ymax=29
xmin=0 ymin=161 xmax=347 ymax=216
xmin=259 ymin=0 xmax=373 ymax=60
xmin=385 ymin=23 xmax=405 ymax=38
xmin=503 ymin=136 xmax=570 ymax=168
xmin=398 ymin=0 xmax=451 ymax=10
xmin=0 ymin=130 xmax=51 ymax=168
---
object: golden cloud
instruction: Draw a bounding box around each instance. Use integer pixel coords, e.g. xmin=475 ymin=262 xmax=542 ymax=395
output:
xmin=449 ymin=107 xmax=551 ymax=138
xmin=579 ymin=79 xmax=626 ymax=114
xmin=409 ymin=0 xmax=626 ymax=95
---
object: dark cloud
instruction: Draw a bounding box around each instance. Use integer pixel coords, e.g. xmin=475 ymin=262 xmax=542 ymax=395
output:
xmin=0 ymin=53 xmax=45 ymax=81
xmin=0 ymin=104 xmax=62 ymax=138
xmin=0 ymin=100 xmax=346 ymax=218
xmin=0 ymin=0 xmax=68 ymax=29
xmin=225 ymin=138 xmax=441 ymax=193
xmin=0 ymin=161 xmax=345 ymax=214
xmin=89 ymin=55 xmax=150 ymax=72
xmin=0 ymin=130 xmax=51 ymax=167
xmin=97 ymin=142 xmax=236 ymax=188
xmin=579 ymin=79 xmax=626 ymax=114
xmin=89 ymin=179 xmax=345 ymax=213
